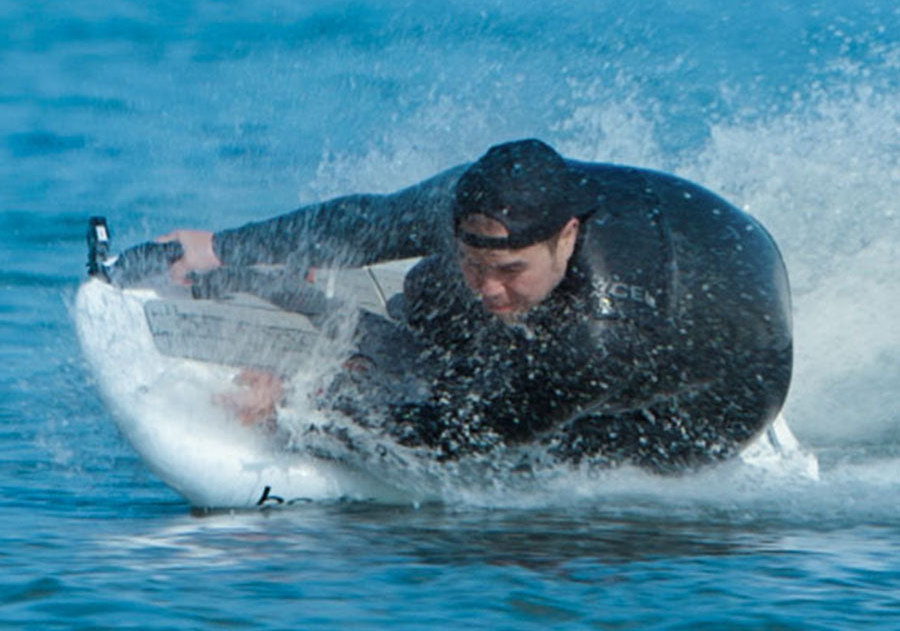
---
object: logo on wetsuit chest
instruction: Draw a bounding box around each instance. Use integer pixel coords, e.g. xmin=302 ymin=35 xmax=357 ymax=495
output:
xmin=592 ymin=279 xmax=657 ymax=314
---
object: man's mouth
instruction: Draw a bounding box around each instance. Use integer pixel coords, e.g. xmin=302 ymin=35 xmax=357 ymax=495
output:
xmin=484 ymin=302 xmax=514 ymax=314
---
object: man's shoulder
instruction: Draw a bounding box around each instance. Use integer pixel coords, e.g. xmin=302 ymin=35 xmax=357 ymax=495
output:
xmin=565 ymin=159 xmax=742 ymax=219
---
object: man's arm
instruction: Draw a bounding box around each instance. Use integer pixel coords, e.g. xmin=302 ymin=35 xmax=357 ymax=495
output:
xmin=212 ymin=165 xmax=466 ymax=269
xmin=101 ymin=164 xmax=466 ymax=287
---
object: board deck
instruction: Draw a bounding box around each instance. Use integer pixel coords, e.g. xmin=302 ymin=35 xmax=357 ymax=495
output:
xmin=143 ymin=259 xmax=419 ymax=373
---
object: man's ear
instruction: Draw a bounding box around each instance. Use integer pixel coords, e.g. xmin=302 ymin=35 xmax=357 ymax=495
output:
xmin=560 ymin=217 xmax=580 ymax=261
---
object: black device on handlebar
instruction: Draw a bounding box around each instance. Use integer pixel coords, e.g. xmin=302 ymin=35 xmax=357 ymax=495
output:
xmin=86 ymin=216 xmax=184 ymax=287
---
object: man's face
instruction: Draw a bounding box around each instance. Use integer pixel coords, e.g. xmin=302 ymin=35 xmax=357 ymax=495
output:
xmin=457 ymin=214 xmax=579 ymax=322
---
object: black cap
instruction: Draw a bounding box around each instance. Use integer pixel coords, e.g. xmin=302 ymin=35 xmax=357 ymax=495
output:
xmin=454 ymin=139 xmax=586 ymax=249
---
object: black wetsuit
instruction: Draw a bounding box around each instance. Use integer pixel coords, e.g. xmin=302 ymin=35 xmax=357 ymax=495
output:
xmin=204 ymin=160 xmax=792 ymax=472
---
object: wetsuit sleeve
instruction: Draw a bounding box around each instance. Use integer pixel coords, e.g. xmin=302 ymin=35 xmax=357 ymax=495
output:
xmin=212 ymin=165 xmax=467 ymax=268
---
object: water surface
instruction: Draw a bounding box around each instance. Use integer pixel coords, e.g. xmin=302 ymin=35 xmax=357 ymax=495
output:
xmin=2 ymin=0 xmax=898 ymax=627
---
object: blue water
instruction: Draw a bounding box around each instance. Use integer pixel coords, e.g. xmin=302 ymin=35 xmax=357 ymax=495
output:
xmin=2 ymin=0 xmax=899 ymax=627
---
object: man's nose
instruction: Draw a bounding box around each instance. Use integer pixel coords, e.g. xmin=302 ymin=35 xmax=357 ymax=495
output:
xmin=478 ymin=274 xmax=505 ymax=298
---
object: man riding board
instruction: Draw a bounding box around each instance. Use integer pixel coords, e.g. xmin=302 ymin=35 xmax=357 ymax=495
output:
xmin=114 ymin=139 xmax=791 ymax=472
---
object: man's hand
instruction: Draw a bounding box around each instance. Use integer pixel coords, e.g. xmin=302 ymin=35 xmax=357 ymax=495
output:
xmin=216 ymin=369 xmax=285 ymax=427
xmin=155 ymin=229 xmax=221 ymax=285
